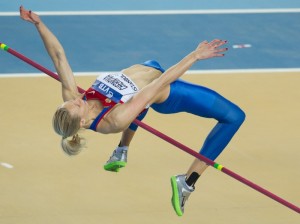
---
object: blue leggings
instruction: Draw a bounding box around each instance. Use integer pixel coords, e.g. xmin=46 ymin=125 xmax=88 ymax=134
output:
xmin=150 ymin=79 xmax=245 ymax=161
xmin=129 ymin=60 xmax=245 ymax=161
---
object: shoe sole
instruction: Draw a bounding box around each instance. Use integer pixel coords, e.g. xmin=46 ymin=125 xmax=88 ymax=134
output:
xmin=170 ymin=176 xmax=183 ymax=216
xmin=104 ymin=161 xmax=126 ymax=172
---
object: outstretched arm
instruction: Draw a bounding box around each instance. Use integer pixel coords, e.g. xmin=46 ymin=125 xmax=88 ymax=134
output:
xmin=19 ymin=6 xmax=81 ymax=101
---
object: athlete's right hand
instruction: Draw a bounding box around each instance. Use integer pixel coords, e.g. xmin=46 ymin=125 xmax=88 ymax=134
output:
xmin=20 ymin=6 xmax=41 ymax=25
xmin=194 ymin=39 xmax=228 ymax=60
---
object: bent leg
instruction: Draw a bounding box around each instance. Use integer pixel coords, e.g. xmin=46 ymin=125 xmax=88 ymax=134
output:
xmin=187 ymin=97 xmax=245 ymax=176
xmin=198 ymin=95 xmax=246 ymax=160
xmin=158 ymin=80 xmax=245 ymax=216
xmin=152 ymin=79 xmax=245 ymax=171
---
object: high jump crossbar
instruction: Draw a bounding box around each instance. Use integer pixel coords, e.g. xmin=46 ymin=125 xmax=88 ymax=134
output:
xmin=1 ymin=42 xmax=299 ymax=214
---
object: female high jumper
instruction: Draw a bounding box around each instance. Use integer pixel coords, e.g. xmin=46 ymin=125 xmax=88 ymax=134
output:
xmin=20 ymin=6 xmax=245 ymax=216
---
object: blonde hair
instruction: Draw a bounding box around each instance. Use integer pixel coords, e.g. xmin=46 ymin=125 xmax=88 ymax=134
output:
xmin=52 ymin=107 xmax=86 ymax=156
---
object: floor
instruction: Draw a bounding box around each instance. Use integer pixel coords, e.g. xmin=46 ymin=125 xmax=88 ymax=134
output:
xmin=1 ymin=72 xmax=299 ymax=223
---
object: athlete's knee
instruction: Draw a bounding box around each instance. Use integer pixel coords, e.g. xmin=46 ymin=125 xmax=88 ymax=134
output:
xmin=231 ymin=107 xmax=246 ymax=126
xmin=225 ymin=106 xmax=246 ymax=127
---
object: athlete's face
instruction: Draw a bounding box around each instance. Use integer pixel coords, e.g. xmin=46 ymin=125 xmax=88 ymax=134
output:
xmin=61 ymin=98 xmax=89 ymax=119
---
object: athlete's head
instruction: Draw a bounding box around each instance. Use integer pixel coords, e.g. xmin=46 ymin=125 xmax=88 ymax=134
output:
xmin=52 ymin=98 xmax=87 ymax=156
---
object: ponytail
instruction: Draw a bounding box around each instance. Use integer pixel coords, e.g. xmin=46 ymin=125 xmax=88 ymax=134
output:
xmin=61 ymin=134 xmax=86 ymax=156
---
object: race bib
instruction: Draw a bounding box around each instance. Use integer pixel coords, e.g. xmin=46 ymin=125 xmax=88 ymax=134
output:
xmin=92 ymin=73 xmax=139 ymax=104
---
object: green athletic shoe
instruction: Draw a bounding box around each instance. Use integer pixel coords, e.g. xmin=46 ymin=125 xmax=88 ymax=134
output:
xmin=171 ymin=174 xmax=194 ymax=216
xmin=104 ymin=149 xmax=127 ymax=172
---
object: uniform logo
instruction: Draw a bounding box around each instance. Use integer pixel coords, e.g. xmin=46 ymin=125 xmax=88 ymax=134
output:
xmin=105 ymin=98 xmax=112 ymax=103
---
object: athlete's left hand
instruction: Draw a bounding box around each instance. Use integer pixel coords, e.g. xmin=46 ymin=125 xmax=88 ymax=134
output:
xmin=19 ymin=5 xmax=41 ymax=25
xmin=194 ymin=39 xmax=228 ymax=60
